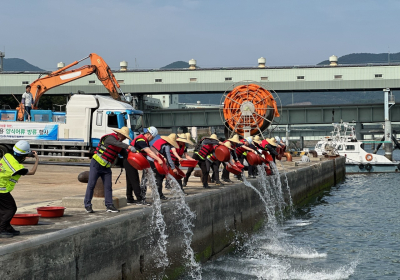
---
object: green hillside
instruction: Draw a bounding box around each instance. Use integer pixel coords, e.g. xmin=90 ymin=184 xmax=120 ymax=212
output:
xmin=318 ymin=52 xmax=400 ymax=65
xmin=161 ymin=61 xmax=190 ymax=69
xmin=3 ymin=58 xmax=44 ymax=71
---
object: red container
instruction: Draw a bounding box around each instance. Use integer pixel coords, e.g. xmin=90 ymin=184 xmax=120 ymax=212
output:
xmin=180 ymin=159 xmax=198 ymax=168
xmin=227 ymin=164 xmax=242 ymax=175
xmin=11 ymin=214 xmax=41 ymax=225
xmin=155 ymin=155 xmax=169 ymax=175
xmin=262 ymin=151 xmax=273 ymax=162
xmin=215 ymin=145 xmax=230 ymax=162
xmin=265 ymin=167 xmax=272 ymax=176
xmin=246 ymin=152 xmax=259 ymax=166
xmin=37 ymin=207 xmax=66 ymax=218
xmin=235 ymin=161 xmax=245 ymax=170
xmin=127 ymin=151 xmax=150 ymax=170
xmin=168 ymin=167 xmax=186 ymax=180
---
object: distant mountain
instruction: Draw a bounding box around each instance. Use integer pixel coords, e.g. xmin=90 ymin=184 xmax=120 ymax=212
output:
xmin=3 ymin=58 xmax=44 ymax=71
xmin=161 ymin=61 xmax=190 ymax=69
xmin=318 ymin=52 xmax=400 ymax=65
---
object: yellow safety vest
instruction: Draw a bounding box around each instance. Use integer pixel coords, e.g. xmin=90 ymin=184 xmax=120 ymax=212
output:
xmin=0 ymin=153 xmax=25 ymax=193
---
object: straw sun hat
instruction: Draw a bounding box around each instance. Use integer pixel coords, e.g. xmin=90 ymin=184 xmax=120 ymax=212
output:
xmin=253 ymin=135 xmax=262 ymax=144
xmin=177 ymin=133 xmax=194 ymax=145
xmin=161 ymin=133 xmax=179 ymax=148
xmin=112 ymin=127 xmax=132 ymax=141
xmin=228 ymin=134 xmax=241 ymax=144
xmin=223 ymin=141 xmax=234 ymax=150
xmin=268 ymin=138 xmax=278 ymax=147
xmin=207 ymin=134 xmax=219 ymax=141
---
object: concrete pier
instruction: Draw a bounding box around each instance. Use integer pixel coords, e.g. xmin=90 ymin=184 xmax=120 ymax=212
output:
xmin=0 ymin=157 xmax=345 ymax=280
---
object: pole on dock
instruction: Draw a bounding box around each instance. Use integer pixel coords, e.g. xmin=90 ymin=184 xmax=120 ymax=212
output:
xmin=383 ymin=88 xmax=394 ymax=160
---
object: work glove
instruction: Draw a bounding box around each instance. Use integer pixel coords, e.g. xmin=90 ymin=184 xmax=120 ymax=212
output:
xmin=129 ymin=146 xmax=137 ymax=153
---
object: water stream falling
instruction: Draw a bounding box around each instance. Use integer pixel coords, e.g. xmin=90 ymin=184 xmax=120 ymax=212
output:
xmin=166 ymin=174 xmax=202 ymax=279
xmin=278 ymin=161 xmax=294 ymax=211
xmin=144 ymin=168 xmax=169 ymax=276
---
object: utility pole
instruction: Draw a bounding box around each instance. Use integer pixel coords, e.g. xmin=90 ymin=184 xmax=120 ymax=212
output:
xmin=0 ymin=51 xmax=5 ymax=72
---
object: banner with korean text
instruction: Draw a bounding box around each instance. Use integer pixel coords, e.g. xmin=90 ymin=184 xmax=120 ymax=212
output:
xmin=0 ymin=123 xmax=58 ymax=140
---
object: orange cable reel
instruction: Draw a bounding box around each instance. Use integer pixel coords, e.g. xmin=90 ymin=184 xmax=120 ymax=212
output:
xmin=223 ymin=84 xmax=279 ymax=136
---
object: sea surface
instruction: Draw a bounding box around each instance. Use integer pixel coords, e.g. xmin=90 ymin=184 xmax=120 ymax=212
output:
xmin=186 ymin=150 xmax=400 ymax=280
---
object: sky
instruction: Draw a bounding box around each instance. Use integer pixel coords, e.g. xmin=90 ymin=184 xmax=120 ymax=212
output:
xmin=2 ymin=0 xmax=400 ymax=71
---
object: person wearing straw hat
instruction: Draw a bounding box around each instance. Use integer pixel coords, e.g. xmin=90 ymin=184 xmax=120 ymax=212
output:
xmin=234 ymin=136 xmax=257 ymax=181
xmin=167 ymin=133 xmax=195 ymax=194
xmin=220 ymin=134 xmax=241 ymax=183
xmin=207 ymin=141 xmax=235 ymax=186
xmin=124 ymin=126 xmax=161 ymax=205
xmin=259 ymin=137 xmax=279 ymax=163
xmin=183 ymin=133 xmax=222 ymax=189
xmin=151 ymin=133 xmax=179 ymax=199
xmin=84 ymin=127 xmax=136 ymax=213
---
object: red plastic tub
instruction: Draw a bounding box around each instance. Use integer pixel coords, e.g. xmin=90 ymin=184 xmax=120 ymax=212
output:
xmin=155 ymin=155 xmax=169 ymax=175
xmin=127 ymin=151 xmax=150 ymax=170
xmin=11 ymin=214 xmax=41 ymax=225
xmin=247 ymin=152 xmax=260 ymax=166
xmin=227 ymin=164 xmax=242 ymax=175
xmin=169 ymin=167 xmax=186 ymax=180
xmin=235 ymin=161 xmax=245 ymax=170
xmin=262 ymin=151 xmax=273 ymax=162
xmin=37 ymin=207 xmax=66 ymax=218
xmin=180 ymin=159 xmax=198 ymax=168
xmin=215 ymin=145 xmax=230 ymax=162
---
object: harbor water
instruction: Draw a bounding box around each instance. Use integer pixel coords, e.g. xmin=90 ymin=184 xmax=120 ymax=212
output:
xmin=185 ymin=151 xmax=400 ymax=280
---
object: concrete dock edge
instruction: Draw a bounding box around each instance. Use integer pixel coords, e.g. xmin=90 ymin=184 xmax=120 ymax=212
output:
xmin=0 ymin=157 xmax=345 ymax=280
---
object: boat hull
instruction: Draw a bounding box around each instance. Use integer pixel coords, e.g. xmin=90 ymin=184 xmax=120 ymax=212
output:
xmin=346 ymin=163 xmax=400 ymax=174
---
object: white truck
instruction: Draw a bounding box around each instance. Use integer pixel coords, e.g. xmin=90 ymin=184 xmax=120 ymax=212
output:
xmin=0 ymin=94 xmax=143 ymax=159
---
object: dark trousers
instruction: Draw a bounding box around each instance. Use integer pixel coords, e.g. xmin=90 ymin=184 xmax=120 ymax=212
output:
xmin=0 ymin=192 xmax=17 ymax=232
xmin=221 ymin=162 xmax=230 ymax=180
xmin=124 ymin=158 xmax=143 ymax=201
xmin=184 ymin=153 xmax=208 ymax=187
xmin=206 ymin=160 xmax=220 ymax=182
xmin=237 ymin=155 xmax=245 ymax=179
xmin=84 ymin=159 xmax=113 ymax=207
xmin=248 ymin=165 xmax=256 ymax=176
xmin=149 ymin=161 xmax=165 ymax=197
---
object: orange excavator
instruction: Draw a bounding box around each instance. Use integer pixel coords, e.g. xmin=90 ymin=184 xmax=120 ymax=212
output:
xmin=17 ymin=53 xmax=123 ymax=120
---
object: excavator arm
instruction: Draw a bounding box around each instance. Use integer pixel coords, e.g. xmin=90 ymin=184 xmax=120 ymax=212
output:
xmin=18 ymin=53 xmax=122 ymax=120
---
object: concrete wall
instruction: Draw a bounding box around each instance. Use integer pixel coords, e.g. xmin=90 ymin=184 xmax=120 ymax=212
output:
xmin=0 ymin=157 xmax=345 ymax=280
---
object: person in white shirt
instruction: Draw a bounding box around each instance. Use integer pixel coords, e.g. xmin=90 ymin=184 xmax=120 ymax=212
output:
xmin=21 ymin=85 xmax=34 ymax=121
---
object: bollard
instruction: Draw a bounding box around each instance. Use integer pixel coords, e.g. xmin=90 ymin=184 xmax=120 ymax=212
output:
xmin=78 ymin=171 xmax=105 ymax=197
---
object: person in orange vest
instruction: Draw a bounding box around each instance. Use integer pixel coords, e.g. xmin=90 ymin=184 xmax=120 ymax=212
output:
xmin=84 ymin=127 xmax=136 ymax=213
xmin=0 ymin=140 xmax=39 ymax=238
xmin=151 ymin=133 xmax=179 ymax=199
xmin=124 ymin=126 xmax=161 ymax=205
xmin=168 ymin=133 xmax=195 ymax=194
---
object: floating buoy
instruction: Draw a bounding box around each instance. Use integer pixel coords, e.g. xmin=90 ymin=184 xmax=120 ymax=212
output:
xmin=365 ymin=154 xmax=373 ymax=161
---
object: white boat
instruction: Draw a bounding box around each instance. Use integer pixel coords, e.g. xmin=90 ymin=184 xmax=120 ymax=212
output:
xmin=315 ymin=122 xmax=400 ymax=173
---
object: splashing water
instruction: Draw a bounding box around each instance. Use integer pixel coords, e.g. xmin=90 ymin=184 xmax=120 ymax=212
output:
xmin=144 ymin=168 xmax=169 ymax=275
xmin=166 ymin=174 xmax=202 ymax=279
xmin=197 ymin=160 xmax=359 ymax=279
xmin=278 ymin=161 xmax=294 ymax=212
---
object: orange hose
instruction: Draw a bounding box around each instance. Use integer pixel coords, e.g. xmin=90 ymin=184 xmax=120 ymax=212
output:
xmin=283 ymin=152 xmax=292 ymax=162
xmin=223 ymin=84 xmax=279 ymax=136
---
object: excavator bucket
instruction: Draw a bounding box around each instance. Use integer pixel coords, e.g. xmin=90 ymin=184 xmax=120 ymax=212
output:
xmin=90 ymin=53 xmax=121 ymax=100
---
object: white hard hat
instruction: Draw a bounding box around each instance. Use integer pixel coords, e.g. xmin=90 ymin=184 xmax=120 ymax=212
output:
xmin=275 ymin=136 xmax=281 ymax=143
xmin=13 ymin=140 xmax=31 ymax=155
xmin=282 ymin=137 xmax=286 ymax=142
xmin=245 ymin=136 xmax=253 ymax=145
xmin=147 ymin=126 xmax=158 ymax=137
